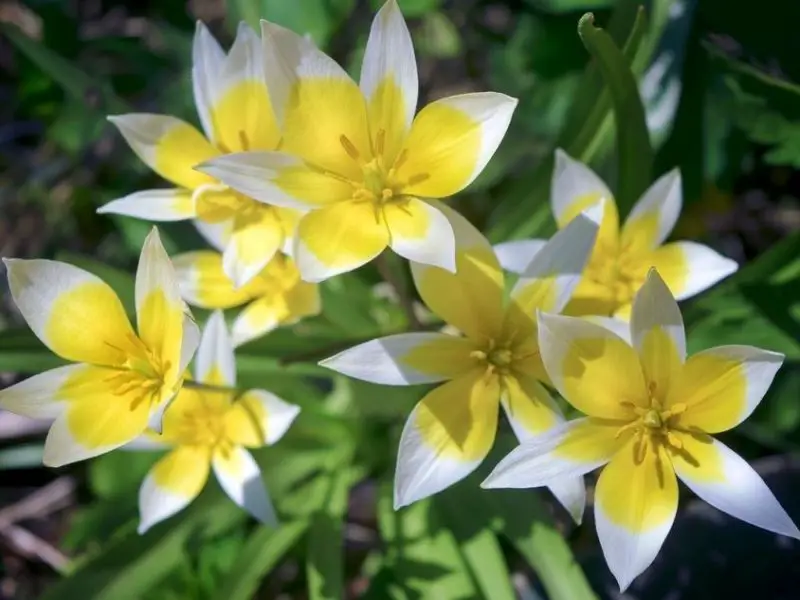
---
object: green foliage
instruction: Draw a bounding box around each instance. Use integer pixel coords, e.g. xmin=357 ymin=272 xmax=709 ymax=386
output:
xmin=3 ymin=0 xmax=800 ymax=598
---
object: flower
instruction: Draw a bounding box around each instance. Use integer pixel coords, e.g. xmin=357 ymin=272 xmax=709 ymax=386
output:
xmin=198 ymin=0 xmax=518 ymax=282
xmin=131 ymin=311 xmax=300 ymax=533
xmin=172 ymin=234 xmax=320 ymax=347
xmin=483 ymin=270 xmax=798 ymax=590
xmin=494 ymin=149 xmax=738 ymax=318
xmin=98 ymin=22 xmax=300 ymax=288
xmin=320 ymin=203 xmax=601 ymax=516
xmin=0 ymin=228 xmax=199 ymax=466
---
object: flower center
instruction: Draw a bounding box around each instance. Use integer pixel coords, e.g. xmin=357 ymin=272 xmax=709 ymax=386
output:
xmin=615 ymin=382 xmax=688 ymax=462
xmin=338 ymin=130 xmax=430 ymax=208
xmin=103 ymin=334 xmax=173 ymax=412
xmin=469 ymin=338 xmax=534 ymax=376
xmin=176 ymin=404 xmax=230 ymax=449
xmin=583 ymin=243 xmax=649 ymax=310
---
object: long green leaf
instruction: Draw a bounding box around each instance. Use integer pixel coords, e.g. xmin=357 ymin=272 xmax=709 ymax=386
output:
xmin=1 ymin=23 xmax=127 ymax=113
xmin=0 ymin=329 xmax=63 ymax=373
xmin=578 ymin=10 xmax=654 ymax=215
xmin=306 ymin=468 xmax=357 ymax=600
xmin=213 ymin=521 xmax=308 ymax=600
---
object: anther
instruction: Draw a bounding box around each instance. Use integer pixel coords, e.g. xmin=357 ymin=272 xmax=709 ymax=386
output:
xmin=340 ymin=135 xmax=360 ymax=160
xmin=375 ymin=129 xmax=386 ymax=156
xmin=393 ymin=149 xmax=408 ymax=170
xmin=666 ymin=431 xmax=683 ymax=450
xmin=406 ymin=173 xmax=430 ymax=187
xmin=239 ymin=130 xmax=250 ymax=151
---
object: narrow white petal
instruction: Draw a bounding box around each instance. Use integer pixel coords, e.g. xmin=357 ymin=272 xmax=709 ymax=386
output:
xmin=97 ymin=189 xmax=196 ymax=221
xmin=236 ymin=389 xmax=301 ymax=444
xmin=213 ymin=446 xmax=277 ymax=525
xmin=135 ymin=227 xmax=183 ymax=330
xmin=630 ymin=268 xmax=686 ymax=362
xmin=623 ymin=168 xmax=682 ymax=247
xmin=388 ymin=200 xmax=455 ymax=272
xmin=482 ymin=419 xmax=610 ymax=490
xmin=178 ymin=313 xmax=201 ymax=375
xmin=360 ymin=0 xmax=418 ymax=134
xmin=194 ymin=219 xmax=231 ymax=252
xmin=674 ymin=436 xmax=800 ymax=539
xmin=493 ymin=239 xmax=546 ymax=274
xmin=551 ymin=148 xmax=613 ymax=226
xmin=192 ymin=21 xmax=226 ymax=141
xmin=511 ymin=205 xmax=601 ymax=314
xmin=194 ymin=310 xmax=236 ymax=387
xmin=319 ymin=332 xmax=468 ymax=385
xmin=196 ymin=152 xmax=311 ymax=210
xmin=0 ymin=365 xmax=81 ymax=419
xmin=668 ymin=241 xmax=738 ymax=300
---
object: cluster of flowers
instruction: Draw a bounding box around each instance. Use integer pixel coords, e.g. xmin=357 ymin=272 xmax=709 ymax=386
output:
xmin=1 ymin=1 xmax=797 ymax=590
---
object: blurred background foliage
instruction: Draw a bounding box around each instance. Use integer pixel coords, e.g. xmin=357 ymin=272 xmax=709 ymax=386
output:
xmin=1 ymin=0 xmax=800 ymax=598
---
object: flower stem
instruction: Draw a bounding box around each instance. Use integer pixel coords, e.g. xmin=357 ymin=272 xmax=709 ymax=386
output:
xmin=375 ymin=252 xmax=422 ymax=330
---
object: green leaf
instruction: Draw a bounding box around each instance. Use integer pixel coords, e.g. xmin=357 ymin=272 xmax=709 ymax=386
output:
xmin=1 ymin=23 xmax=126 ymax=114
xmin=416 ymin=12 xmax=461 ymax=59
xmin=370 ymin=0 xmax=442 ymax=17
xmin=228 ymin=0 xmax=334 ymax=47
xmin=306 ymin=468 xmax=358 ymax=600
xmin=436 ymin=490 xmax=516 ymax=600
xmin=0 ymin=329 xmax=63 ymax=373
xmin=578 ymin=11 xmax=653 ymax=214
xmin=41 ymin=490 xmax=243 ymax=600
xmin=213 ymin=521 xmax=308 ymax=600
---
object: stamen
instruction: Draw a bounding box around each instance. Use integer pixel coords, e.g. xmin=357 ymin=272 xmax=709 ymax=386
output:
xmin=393 ymin=149 xmax=409 ymax=171
xmin=666 ymin=431 xmax=683 ymax=450
xmin=340 ymin=134 xmax=360 ymax=160
xmin=662 ymin=403 xmax=687 ymax=418
xmin=470 ymin=350 xmax=488 ymax=361
xmin=375 ymin=129 xmax=386 ymax=156
xmin=633 ymin=432 xmax=648 ymax=464
xmin=614 ymin=420 xmax=639 ymax=439
xmin=239 ymin=130 xmax=250 ymax=151
xmin=406 ymin=173 xmax=430 ymax=187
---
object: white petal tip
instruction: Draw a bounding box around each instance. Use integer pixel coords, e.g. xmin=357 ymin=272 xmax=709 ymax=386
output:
xmin=581 ymin=200 xmax=605 ymax=226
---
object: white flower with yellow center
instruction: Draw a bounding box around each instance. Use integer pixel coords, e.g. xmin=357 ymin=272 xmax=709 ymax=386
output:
xmin=0 ymin=228 xmax=199 ymax=466
xmin=495 ymin=149 xmax=738 ymax=318
xmin=99 ymin=22 xmax=300 ymax=288
xmin=483 ymin=270 xmax=799 ymax=590
xmin=320 ymin=204 xmax=600 ymax=517
xmin=199 ymin=0 xmax=517 ymax=282
xmin=132 ymin=311 xmax=300 ymax=533
xmin=172 ymin=226 xmax=320 ymax=347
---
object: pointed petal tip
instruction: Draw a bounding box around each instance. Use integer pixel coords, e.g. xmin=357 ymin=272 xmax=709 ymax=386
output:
xmin=580 ymin=199 xmax=605 ymax=226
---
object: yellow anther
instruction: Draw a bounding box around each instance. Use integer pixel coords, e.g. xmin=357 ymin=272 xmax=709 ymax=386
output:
xmin=375 ymin=129 xmax=386 ymax=156
xmin=381 ymin=189 xmax=393 ymax=201
xmin=666 ymin=431 xmax=683 ymax=450
xmin=339 ymin=134 xmax=360 ymax=160
xmin=663 ymin=403 xmax=687 ymax=418
xmin=394 ymin=149 xmax=408 ymax=170
xmin=488 ymin=348 xmax=513 ymax=367
xmin=239 ymin=130 xmax=250 ymax=151
xmin=406 ymin=173 xmax=430 ymax=187
xmin=469 ymin=350 xmax=488 ymax=361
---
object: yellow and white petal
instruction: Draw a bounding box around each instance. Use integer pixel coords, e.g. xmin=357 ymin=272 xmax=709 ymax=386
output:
xmin=4 ymin=258 xmax=137 ymax=366
xmin=135 ymin=228 xmax=186 ymax=382
xmin=198 ymin=152 xmax=350 ymax=210
xmin=283 ymin=278 xmax=321 ymax=321
xmin=178 ymin=313 xmax=201 ymax=377
xmin=550 ymin=149 xmax=614 ymax=228
xmin=211 ymin=23 xmax=279 ymax=152
xmin=511 ymin=205 xmax=601 ymax=315
xmin=97 ymin=189 xmax=196 ymax=221
xmin=583 ymin=315 xmax=631 ymax=343
xmin=191 ymin=21 xmax=225 ymax=140
xmin=123 ymin=432 xmax=171 ymax=451
xmin=670 ymin=433 xmax=800 ymax=539
xmin=212 ymin=446 xmax=277 ymax=525
xmin=385 ymin=198 xmax=455 ymax=272
xmin=397 ymin=92 xmax=517 ymax=199
xmin=225 ymin=389 xmax=300 ymax=447
xmin=42 ymin=368 xmax=152 ymax=467
xmin=650 ymin=241 xmax=738 ymax=301
xmin=482 ymin=418 xmax=623 ymax=490
xmin=394 ymin=368 xmax=499 ymax=509
xmin=108 ymin=114 xmax=218 ymax=190
xmin=669 ymin=345 xmax=784 ymax=433
xmin=629 ymin=269 xmax=685 ymax=396
xmin=261 ymin=21 xmax=370 ymax=180
xmin=621 ymin=169 xmax=682 ymax=252
xmin=138 ymin=445 xmax=210 ymax=533
xmin=223 ymin=213 xmax=282 ymax=288
xmin=499 ymin=375 xmax=585 ymax=523
xmin=493 ymin=239 xmax=546 ymax=274
xmin=410 ymin=204 xmax=505 ymax=342
xmin=594 ymin=437 xmax=678 ymax=592
xmin=320 ymin=332 xmax=475 ymax=385
xmin=0 ymin=364 xmax=92 ymax=419
xmin=194 ymin=310 xmax=236 ymax=387
xmin=194 ymin=218 xmax=231 ymax=252
xmin=294 ymin=200 xmax=390 ymax=282
xmin=360 ymin=0 xmax=417 ymax=165
xmin=173 ymin=251 xmax=255 ymax=309
xmin=230 ymin=298 xmax=286 ymax=347
xmin=537 ymin=312 xmax=647 ymax=419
